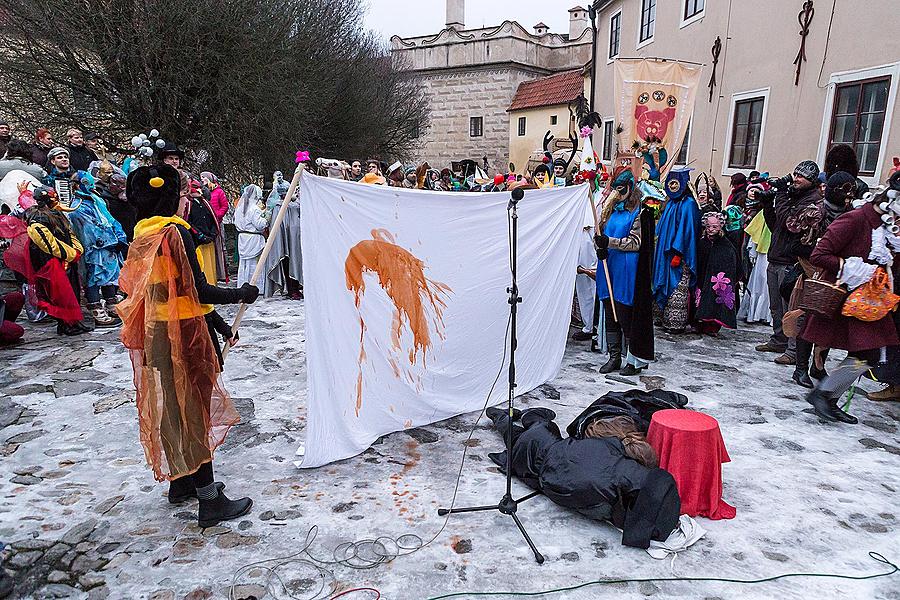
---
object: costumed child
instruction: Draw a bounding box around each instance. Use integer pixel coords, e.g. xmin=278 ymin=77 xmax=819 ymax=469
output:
xmin=0 ymin=183 xmax=91 ymax=336
xmin=67 ymin=170 xmax=128 ymax=327
xmin=653 ymin=167 xmax=701 ymax=332
xmin=594 ymin=166 xmax=656 ymax=376
xmin=117 ymin=165 xmax=260 ymax=527
xmin=693 ymin=211 xmax=739 ymax=335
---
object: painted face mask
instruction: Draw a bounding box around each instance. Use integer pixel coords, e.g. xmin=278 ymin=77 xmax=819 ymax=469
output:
xmin=702 ymin=212 xmax=725 ymax=238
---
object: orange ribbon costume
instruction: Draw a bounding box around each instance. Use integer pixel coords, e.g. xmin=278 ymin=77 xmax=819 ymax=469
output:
xmin=116 ymin=216 xmax=239 ymax=481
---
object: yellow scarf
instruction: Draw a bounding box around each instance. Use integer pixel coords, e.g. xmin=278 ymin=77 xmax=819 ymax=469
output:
xmin=133 ymin=216 xmax=214 ymax=315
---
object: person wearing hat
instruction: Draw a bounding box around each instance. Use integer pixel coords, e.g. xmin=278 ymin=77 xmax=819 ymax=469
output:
xmin=595 ymin=167 xmax=657 ymax=376
xmin=1 ymin=183 xmax=91 ymax=335
xmin=157 ymin=141 xmax=185 ymax=170
xmin=754 ymin=160 xmax=824 ymax=366
xmin=401 ymin=164 xmax=418 ymax=188
xmin=118 ymin=164 xmax=259 ymax=526
xmin=653 ymin=167 xmax=701 ymax=333
xmin=43 ymin=147 xmax=74 ymax=187
xmin=65 ymin=128 xmax=98 ymax=172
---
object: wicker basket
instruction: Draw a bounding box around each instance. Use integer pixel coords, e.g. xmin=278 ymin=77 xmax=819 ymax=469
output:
xmin=798 ymin=273 xmax=847 ymax=319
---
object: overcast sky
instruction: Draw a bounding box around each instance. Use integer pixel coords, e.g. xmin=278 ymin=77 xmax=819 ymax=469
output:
xmin=363 ymin=0 xmax=576 ymax=41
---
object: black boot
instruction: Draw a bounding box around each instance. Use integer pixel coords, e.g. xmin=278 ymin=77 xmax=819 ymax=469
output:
xmin=485 ymin=406 xmax=521 ymax=423
xmin=198 ymin=490 xmax=253 ymax=528
xmin=168 ymin=478 xmax=225 ymax=504
xmin=806 ymin=389 xmax=858 ymax=424
xmin=809 ymin=364 xmax=829 ymax=380
xmin=620 ymin=364 xmax=643 ymax=376
xmin=792 ymin=337 xmax=814 ymax=388
xmin=599 ymin=332 xmax=622 ymax=374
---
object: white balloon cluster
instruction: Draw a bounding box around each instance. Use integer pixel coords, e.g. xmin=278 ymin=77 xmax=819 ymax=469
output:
xmin=130 ymin=128 xmax=166 ymax=158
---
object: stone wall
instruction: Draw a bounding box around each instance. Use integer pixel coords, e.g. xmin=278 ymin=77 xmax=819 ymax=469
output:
xmin=412 ymin=66 xmax=544 ymax=172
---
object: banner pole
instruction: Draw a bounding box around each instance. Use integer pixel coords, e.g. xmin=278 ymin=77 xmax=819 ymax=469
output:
xmin=223 ymin=163 xmax=305 ymax=361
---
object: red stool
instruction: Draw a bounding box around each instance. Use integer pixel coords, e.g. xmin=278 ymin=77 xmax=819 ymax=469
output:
xmin=647 ymin=409 xmax=736 ymax=520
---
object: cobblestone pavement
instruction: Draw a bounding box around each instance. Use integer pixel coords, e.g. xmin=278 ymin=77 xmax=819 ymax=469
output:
xmin=1 ymin=297 xmax=898 ymax=599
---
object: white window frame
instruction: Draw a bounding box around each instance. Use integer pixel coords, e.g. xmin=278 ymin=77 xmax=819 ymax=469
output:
xmin=816 ymin=61 xmax=900 ymax=186
xmin=601 ymin=118 xmax=615 ymax=165
xmin=721 ymin=87 xmax=770 ymax=177
xmin=636 ymin=0 xmax=656 ymax=50
xmin=680 ymin=0 xmax=705 ymax=29
xmin=674 ymin=116 xmax=693 ymax=167
xmin=607 ymin=10 xmax=622 ymax=64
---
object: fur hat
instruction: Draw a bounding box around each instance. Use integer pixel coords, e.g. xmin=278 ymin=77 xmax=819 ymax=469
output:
xmin=823 ymin=144 xmax=859 ymax=179
xmin=127 ymin=165 xmax=181 ymax=220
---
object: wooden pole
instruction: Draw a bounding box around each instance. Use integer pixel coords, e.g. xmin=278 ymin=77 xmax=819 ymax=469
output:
xmin=222 ymin=163 xmax=305 ymax=360
xmin=590 ymin=175 xmax=619 ymax=324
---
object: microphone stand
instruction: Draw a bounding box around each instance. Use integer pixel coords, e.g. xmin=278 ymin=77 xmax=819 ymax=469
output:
xmin=437 ymin=187 xmax=544 ymax=564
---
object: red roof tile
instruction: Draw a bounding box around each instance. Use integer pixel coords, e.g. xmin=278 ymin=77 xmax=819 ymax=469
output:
xmin=508 ymin=69 xmax=584 ymax=112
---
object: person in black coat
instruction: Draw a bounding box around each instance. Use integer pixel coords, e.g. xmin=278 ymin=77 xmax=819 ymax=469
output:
xmin=485 ymin=406 xmax=680 ymax=549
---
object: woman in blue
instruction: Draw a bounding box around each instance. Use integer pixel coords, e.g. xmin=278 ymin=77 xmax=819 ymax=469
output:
xmin=595 ymin=168 xmax=656 ymax=376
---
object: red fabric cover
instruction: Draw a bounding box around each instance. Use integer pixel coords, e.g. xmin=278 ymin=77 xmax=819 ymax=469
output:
xmin=647 ymin=409 xmax=736 ymax=520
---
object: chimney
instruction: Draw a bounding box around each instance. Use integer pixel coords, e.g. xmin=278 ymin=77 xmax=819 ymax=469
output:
xmin=533 ymin=22 xmax=549 ymax=36
xmin=446 ymin=0 xmax=464 ymax=29
xmin=569 ymin=6 xmax=589 ymax=39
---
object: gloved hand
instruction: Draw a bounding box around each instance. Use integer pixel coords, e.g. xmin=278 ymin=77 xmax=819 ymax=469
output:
xmin=596 ymin=247 xmax=609 ymax=261
xmin=240 ymin=283 xmax=260 ymax=304
xmin=670 ymin=254 xmax=682 ymax=268
xmin=594 ymin=233 xmax=610 ymax=250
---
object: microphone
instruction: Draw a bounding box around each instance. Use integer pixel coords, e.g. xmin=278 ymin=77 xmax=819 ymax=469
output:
xmin=509 ymin=187 xmax=524 ymax=209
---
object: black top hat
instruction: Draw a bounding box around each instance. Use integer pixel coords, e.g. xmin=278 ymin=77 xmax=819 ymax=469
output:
xmin=156 ymin=141 xmax=185 ymax=160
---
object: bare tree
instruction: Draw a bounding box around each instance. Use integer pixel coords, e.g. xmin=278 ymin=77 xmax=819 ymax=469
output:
xmin=0 ymin=0 xmax=429 ymax=179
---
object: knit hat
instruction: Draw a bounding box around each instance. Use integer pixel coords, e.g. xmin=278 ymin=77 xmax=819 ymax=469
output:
xmin=730 ymin=172 xmax=747 ymax=188
xmin=793 ymin=160 xmax=820 ymax=182
xmin=47 ymin=147 xmax=69 ymax=160
xmin=824 ymin=171 xmax=856 ymax=208
xmin=127 ymin=165 xmax=181 ymax=220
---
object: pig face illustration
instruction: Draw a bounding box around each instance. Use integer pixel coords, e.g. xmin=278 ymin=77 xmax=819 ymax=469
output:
xmin=634 ymin=105 xmax=676 ymax=142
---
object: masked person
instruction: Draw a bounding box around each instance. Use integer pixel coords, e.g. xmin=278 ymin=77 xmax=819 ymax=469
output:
xmin=594 ymin=168 xmax=656 ymax=376
xmin=0 ymin=185 xmax=90 ymax=335
xmin=552 ymin=158 xmax=568 ymax=187
xmin=262 ymin=171 xmax=303 ymax=299
xmin=67 ymin=170 xmax=127 ymax=327
xmin=233 ymin=184 xmax=267 ymax=287
xmin=117 ymin=165 xmax=260 ymax=526
xmin=653 ymin=168 xmax=701 ymax=332
xmin=802 ymin=171 xmax=900 ymax=422
xmin=693 ymin=211 xmax=739 ymax=335
xmin=754 ymin=161 xmax=824 ymax=366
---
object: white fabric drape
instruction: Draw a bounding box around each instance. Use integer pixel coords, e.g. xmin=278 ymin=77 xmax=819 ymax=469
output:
xmin=297 ymin=173 xmax=587 ymax=467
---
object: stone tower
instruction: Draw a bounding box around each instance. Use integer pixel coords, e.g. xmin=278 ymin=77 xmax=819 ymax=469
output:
xmin=446 ymin=0 xmax=464 ymax=29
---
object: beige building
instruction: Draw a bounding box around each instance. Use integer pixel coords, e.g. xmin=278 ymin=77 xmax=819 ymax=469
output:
xmin=391 ymin=1 xmax=593 ymax=172
xmin=591 ymin=0 xmax=900 ymax=188
xmin=507 ymin=69 xmax=591 ymax=172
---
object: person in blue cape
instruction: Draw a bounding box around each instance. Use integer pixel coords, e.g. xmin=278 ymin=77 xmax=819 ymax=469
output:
xmin=67 ymin=170 xmax=128 ymax=328
xmin=653 ymin=167 xmax=701 ymax=332
xmin=594 ymin=167 xmax=656 ymax=376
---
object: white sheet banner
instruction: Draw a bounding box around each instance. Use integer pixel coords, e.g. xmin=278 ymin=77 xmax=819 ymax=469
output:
xmin=297 ymin=174 xmax=587 ymax=467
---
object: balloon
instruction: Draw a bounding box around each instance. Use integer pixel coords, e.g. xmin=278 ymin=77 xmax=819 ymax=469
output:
xmin=155 ymin=139 xmax=165 ymax=148
xmin=493 ymin=174 xmax=504 ymax=186
xmin=142 ymin=140 xmax=150 ymax=146
xmin=141 ymin=147 xmax=153 ymax=157
xmin=131 ymin=136 xmax=142 ymax=148
xmin=139 ymin=133 xmax=148 ymax=141
xmin=149 ymin=129 xmax=159 ymax=138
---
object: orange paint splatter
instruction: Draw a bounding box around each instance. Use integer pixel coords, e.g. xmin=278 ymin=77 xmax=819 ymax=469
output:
xmin=345 ymin=229 xmax=451 ymax=415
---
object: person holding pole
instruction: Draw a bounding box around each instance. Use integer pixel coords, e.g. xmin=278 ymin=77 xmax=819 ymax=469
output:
xmin=116 ymin=165 xmax=260 ymax=527
xmin=594 ymin=166 xmax=656 ymax=376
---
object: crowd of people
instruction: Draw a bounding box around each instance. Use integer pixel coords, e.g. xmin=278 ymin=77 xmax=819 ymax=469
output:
xmin=2 ymin=120 xmax=899 ymax=430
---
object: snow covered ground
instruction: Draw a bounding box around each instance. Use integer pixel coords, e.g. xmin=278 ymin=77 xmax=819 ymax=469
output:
xmin=1 ymin=296 xmax=898 ymax=599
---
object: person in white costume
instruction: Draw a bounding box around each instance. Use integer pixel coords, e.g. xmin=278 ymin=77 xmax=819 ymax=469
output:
xmin=233 ymin=184 xmax=267 ymax=287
